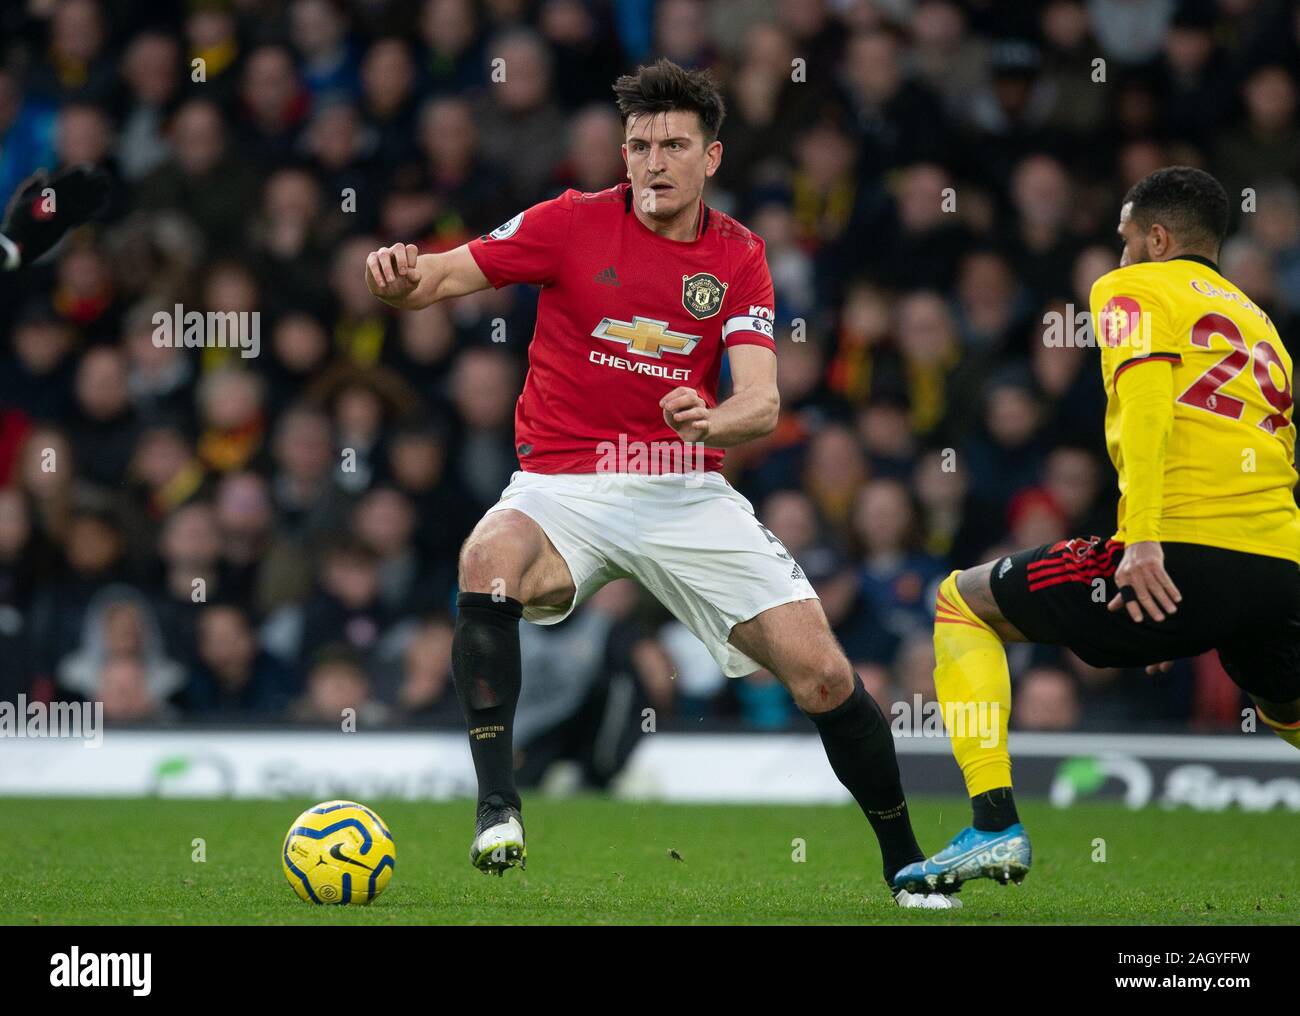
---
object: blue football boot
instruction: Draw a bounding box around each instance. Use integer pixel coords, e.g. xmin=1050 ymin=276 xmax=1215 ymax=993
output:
xmin=891 ymin=823 xmax=1031 ymax=893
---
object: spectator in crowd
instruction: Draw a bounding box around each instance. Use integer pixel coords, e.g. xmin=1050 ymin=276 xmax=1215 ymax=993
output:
xmin=195 ymin=368 xmax=266 ymax=475
xmin=474 ymin=29 xmax=568 ymax=203
xmin=418 ymin=0 xmax=487 ymax=97
xmin=247 ymin=168 xmax=335 ymax=321
xmin=515 ymin=580 xmax=669 ymax=785
xmin=352 ymin=485 xmax=437 ymax=614
xmin=123 ymin=304 xmax=197 ymax=425
xmin=895 ymin=632 xmax=939 ymax=705
xmin=449 ymin=346 xmax=520 ymax=509
xmin=293 ymin=643 xmax=389 ymax=725
xmin=853 ymin=477 xmax=946 ymax=662
xmin=136 ymin=98 xmax=259 ymax=257
xmin=383 ymin=421 xmax=475 ymax=598
xmin=99 ymin=656 xmax=175 ymax=721
xmin=57 ymin=584 xmax=185 ymax=710
xmin=290 ymin=0 xmax=362 ymax=105
xmin=262 ymin=313 xmax=332 ymax=418
xmin=123 ymin=421 xmax=206 ymax=564
xmin=381 ymin=610 xmax=462 ymax=722
xmin=296 ymin=538 xmax=390 ymax=675
xmin=185 ymin=603 xmax=298 ymax=717
xmin=25 ymin=0 xmax=117 ymax=106
xmin=68 ymin=345 xmax=137 ymax=489
xmin=0 ymin=68 xmax=58 ymax=202
xmin=268 ymin=404 xmax=352 ymax=543
xmin=1014 ymin=665 xmax=1081 ymax=731
xmin=1 ymin=303 xmax=79 ymax=423
xmin=960 ymin=368 xmax=1051 ymax=516
xmin=416 ymin=95 xmax=516 ymax=240
xmin=211 ymin=469 xmax=279 ymax=609
xmin=802 ymin=423 xmax=868 ymax=532
xmin=117 ymin=30 xmax=182 ymax=183
xmin=0 ymin=486 xmax=40 ymax=691
xmin=359 ymin=36 xmax=420 ymax=168
xmin=151 ymin=499 xmax=227 ymax=665
xmin=29 ymin=506 xmax=127 ymax=675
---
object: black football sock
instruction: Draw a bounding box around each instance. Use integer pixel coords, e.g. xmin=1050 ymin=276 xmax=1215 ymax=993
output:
xmin=452 ymin=592 xmax=524 ymax=813
xmin=971 ymin=787 xmax=1020 ymax=832
xmin=805 ymin=673 xmax=924 ymax=882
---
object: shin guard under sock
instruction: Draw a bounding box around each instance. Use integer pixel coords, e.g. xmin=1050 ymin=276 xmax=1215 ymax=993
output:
xmin=806 ymin=674 xmax=924 ymax=880
xmin=452 ymin=592 xmax=524 ymax=811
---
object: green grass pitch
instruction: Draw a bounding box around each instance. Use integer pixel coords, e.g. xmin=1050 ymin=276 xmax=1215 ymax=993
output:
xmin=2 ymin=796 xmax=1296 ymax=925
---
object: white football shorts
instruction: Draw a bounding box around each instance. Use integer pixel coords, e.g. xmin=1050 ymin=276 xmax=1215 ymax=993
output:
xmin=485 ymin=470 xmax=818 ymax=677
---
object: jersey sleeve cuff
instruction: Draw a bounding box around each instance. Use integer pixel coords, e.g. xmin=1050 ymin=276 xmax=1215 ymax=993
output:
xmin=1113 ymin=352 xmax=1181 ymax=382
xmin=466 ymin=239 xmax=506 ymax=290
xmin=723 ymin=332 xmax=777 ymax=352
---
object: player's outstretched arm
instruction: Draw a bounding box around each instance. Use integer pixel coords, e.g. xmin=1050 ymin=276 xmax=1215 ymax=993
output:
xmin=1 ymin=163 xmax=110 ymax=271
xmin=661 ymin=344 xmax=779 ymax=448
xmin=365 ymin=242 xmax=490 ymax=310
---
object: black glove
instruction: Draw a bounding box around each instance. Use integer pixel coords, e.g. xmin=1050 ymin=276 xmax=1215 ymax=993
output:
xmin=0 ymin=163 xmax=110 ymax=270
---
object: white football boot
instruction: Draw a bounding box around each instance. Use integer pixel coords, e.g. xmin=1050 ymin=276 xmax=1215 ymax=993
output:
xmin=470 ymin=802 xmax=526 ymax=876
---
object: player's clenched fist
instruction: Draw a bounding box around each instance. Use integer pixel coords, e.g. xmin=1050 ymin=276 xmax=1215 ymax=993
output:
xmin=661 ymin=386 xmax=710 ymax=443
xmin=366 ymin=243 xmax=422 ymax=305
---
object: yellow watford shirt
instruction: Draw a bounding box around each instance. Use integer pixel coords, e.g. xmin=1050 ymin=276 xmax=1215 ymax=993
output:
xmin=1089 ymin=255 xmax=1299 ymax=565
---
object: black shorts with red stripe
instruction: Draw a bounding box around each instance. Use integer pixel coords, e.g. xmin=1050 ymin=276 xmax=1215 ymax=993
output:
xmin=989 ymin=537 xmax=1300 ymax=702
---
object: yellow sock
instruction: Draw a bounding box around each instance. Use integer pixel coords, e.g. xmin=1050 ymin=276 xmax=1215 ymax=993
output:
xmin=1259 ymin=708 xmax=1300 ymax=750
xmin=933 ymin=570 xmax=1012 ymax=797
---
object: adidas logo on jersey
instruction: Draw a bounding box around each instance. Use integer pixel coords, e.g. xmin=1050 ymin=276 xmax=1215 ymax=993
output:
xmin=595 ymin=266 xmax=620 ymax=286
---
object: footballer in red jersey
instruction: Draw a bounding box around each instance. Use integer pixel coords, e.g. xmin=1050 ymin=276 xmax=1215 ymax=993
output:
xmin=365 ymin=59 xmax=956 ymax=910
xmin=465 ymin=180 xmax=777 ymax=475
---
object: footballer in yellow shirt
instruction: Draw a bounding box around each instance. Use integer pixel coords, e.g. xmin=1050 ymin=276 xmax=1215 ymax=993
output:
xmin=1092 ymin=256 xmax=1298 ymax=563
xmin=892 ymin=167 xmax=1300 ymax=899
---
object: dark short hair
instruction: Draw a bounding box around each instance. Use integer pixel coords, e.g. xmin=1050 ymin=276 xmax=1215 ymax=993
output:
xmin=321 ymin=536 xmax=377 ymax=567
xmin=612 ymin=58 xmax=726 ymax=143
xmin=310 ymin=641 xmax=366 ymax=675
xmin=1123 ymin=166 xmax=1229 ymax=251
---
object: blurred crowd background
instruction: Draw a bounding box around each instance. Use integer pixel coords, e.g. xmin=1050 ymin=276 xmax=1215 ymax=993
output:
xmin=1 ymin=0 xmax=1298 ymax=771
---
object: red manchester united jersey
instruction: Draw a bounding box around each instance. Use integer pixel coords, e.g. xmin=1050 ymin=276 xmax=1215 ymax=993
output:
xmin=466 ymin=182 xmax=776 ymax=474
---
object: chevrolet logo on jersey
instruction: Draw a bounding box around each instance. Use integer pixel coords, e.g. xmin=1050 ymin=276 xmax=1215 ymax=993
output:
xmin=591 ymin=316 xmax=701 ymax=358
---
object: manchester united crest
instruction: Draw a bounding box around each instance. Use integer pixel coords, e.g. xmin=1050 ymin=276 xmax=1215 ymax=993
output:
xmin=681 ymin=272 xmax=727 ymax=320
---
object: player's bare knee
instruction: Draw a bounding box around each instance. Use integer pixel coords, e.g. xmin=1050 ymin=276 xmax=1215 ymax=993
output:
xmin=955 ymin=565 xmax=987 ymax=609
xmin=458 ymin=524 xmax=533 ymax=596
xmin=788 ymin=647 xmax=854 ymax=711
xmin=953 ymin=562 xmax=1029 ymax=642
xmin=956 ymin=565 xmax=1000 ymax=622
xmin=457 ymin=536 xmax=504 ymax=594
